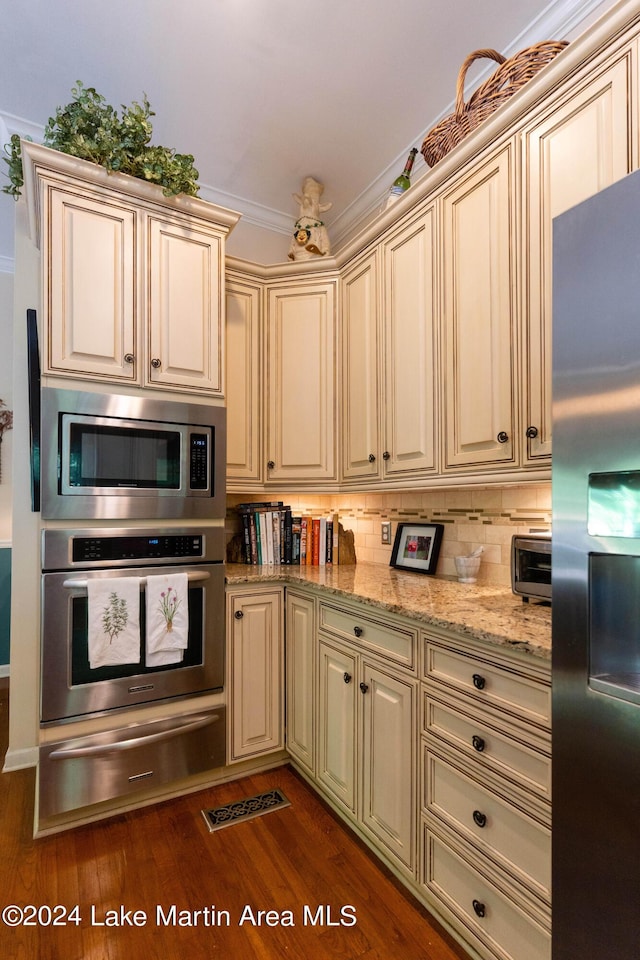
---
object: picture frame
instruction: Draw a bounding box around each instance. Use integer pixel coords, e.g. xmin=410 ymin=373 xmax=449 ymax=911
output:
xmin=389 ymin=522 xmax=444 ymax=575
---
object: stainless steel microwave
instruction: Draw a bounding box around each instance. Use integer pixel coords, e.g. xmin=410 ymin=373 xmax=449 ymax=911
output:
xmin=40 ymin=387 xmax=226 ymax=521
xmin=511 ymin=534 xmax=552 ymax=603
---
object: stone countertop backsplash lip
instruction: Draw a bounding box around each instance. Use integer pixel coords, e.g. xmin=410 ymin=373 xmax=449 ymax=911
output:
xmin=225 ymin=561 xmax=551 ymax=661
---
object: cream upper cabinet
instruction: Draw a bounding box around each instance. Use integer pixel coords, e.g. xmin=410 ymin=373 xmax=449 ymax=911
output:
xmin=381 ymin=206 xmax=439 ymax=479
xmin=23 ymin=141 xmax=239 ymax=397
xmin=46 ymin=187 xmax=138 ymax=382
xmin=265 ymin=279 xmax=337 ymax=484
xmin=225 ymin=276 xmax=262 ymax=484
xmin=146 ymin=215 xmax=225 ymax=394
xmin=442 ymin=140 xmax=518 ymax=471
xmin=522 ymin=47 xmax=634 ymax=461
xmin=341 ymin=250 xmax=381 ymax=481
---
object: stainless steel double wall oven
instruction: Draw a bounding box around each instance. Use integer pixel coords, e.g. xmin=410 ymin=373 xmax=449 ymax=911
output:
xmin=37 ymin=388 xmax=227 ymax=819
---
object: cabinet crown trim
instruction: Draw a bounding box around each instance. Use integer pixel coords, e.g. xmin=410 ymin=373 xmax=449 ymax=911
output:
xmin=21 ymin=140 xmax=242 ymax=248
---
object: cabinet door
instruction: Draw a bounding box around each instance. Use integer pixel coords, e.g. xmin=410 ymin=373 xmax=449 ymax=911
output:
xmin=266 ymin=281 xmax=336 ymax=483
xmin=147 ymin=216 xmax=224 ymax=394
xmin=442 ymin=141 xmax=517 ymax=470
xmin=227 ymin=589 xmax=283 ymax=761
xmin=361 ymin=661 xmax=416 ymax=873
xmin=226 ymin=278 xmax=262 ymax=483
xmin=317 ymin=638 xmax=357 ymax=814
xmin=45 ymin=187 xmax=137 ymax=381
xmin=285 ymin=591 xmax=316 ymax=774
xmin=382 ymin=208 xmax=438 ymax=478
xmin=341 ymin=251 xmax=380 ymax=480
xmin=523 ymin=50 xmax=633 ymax=461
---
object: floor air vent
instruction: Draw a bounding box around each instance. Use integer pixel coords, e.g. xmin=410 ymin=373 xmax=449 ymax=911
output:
xmin=201 ymin=788 xmax=291 ymax=832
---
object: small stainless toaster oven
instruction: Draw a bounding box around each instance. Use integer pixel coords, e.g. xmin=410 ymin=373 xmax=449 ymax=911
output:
xmin=511 ymin=534 xmax=551 ymax=603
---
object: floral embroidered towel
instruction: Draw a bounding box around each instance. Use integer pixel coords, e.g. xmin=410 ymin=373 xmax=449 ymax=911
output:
xmin=145 ymin=573 xmax=189 ymax=666
xmin=87 ymin=577 xmax=141 ymax=669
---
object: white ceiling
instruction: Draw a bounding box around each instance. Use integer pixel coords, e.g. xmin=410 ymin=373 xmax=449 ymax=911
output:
xmin=0 ymin=0 xmax=615 ymax=266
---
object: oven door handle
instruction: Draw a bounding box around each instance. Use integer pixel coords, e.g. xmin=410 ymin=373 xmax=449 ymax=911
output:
xmin=47 ymin=713 xmax=221 ymax=760
xmin=62 ymin=571 xmax=211 ymax=590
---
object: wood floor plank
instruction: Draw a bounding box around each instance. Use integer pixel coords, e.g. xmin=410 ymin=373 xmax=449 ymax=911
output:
xmin=0 ymin=686 xmax=468 ymax=960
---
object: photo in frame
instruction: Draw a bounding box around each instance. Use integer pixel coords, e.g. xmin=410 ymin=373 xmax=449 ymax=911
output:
xmin=389 ymin=522 xmax=444 ymax=575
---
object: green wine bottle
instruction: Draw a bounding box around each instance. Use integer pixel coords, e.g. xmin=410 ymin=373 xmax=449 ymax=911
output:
xmin=386 ymin=147 xmax=418 ymax=208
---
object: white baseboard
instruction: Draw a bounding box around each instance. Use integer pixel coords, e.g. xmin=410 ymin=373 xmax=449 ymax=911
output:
xmin=0 ymin=665 xmax=9 ymax=679
xmin=3 ymin=746 xmax=38 ymax=771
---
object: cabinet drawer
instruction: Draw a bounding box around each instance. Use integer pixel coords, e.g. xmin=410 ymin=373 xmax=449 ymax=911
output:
xmin=423 ymin=822 xmax=550 ymax=960
xmin=320 ymin=602 xmax=416 ymax=670
xmin=423 ymin=689 xmax=551 ymax=801
xmin=424 ymin=745 xmax=550 ymax=902
xmin=423 ymin=638 xmax=550 ymax=728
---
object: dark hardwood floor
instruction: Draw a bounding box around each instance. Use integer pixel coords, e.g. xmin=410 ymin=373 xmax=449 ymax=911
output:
xmin=0 ymin=679 xmax=468 ymax=960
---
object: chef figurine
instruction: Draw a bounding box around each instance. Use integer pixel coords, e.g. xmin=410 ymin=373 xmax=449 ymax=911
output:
xmin=288 ymin=176 xmax=332 ymax=261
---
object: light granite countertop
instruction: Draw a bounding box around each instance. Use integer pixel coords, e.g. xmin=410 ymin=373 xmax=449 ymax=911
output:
xmin=225 ymin=562 xmax=551 ymax=661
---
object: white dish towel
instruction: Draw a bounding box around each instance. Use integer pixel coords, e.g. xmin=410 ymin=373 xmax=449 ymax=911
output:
xmin=145 ymin=573 xmax=189 ymax=666
xmin=87 ymin=577 xmax=141 ymax=669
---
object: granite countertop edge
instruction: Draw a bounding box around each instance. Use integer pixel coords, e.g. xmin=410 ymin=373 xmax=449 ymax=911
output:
xmin=225 ymin=562 xmax=551 ymax=662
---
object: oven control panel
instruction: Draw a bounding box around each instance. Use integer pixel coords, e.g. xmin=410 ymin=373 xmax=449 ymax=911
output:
xmin=42 ymin=526 xmax=224 ymax=570
xmin=71 ymin=534 xmax=204 ymax=564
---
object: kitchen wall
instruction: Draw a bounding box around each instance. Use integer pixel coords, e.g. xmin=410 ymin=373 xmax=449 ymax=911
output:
xmin=227 ymin=483 xmax=551 ymax=586
xmin=0 ymin=271 xmax=13 ymax=543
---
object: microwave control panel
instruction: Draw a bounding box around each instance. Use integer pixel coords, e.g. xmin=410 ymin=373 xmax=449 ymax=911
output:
xmin=189 ymin=433 xmax=210 ymax=490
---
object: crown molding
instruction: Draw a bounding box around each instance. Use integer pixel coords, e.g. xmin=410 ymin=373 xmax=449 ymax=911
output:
xmin=328 ymin=0 xmax=617 ymax=250
xmin=0 ymin=0 xmax=622 ymax=262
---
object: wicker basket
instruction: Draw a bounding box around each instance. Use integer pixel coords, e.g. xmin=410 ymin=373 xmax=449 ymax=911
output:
xmin=421 ymin=41 xmax=568 ymax=167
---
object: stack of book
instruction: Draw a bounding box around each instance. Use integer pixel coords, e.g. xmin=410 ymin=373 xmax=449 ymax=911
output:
xmin=237 ymin=502 xmax=340 ymax=566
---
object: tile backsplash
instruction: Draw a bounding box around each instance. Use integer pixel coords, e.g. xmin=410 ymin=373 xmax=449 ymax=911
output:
xmin=227 ymin=484 xmax=551 ymax=586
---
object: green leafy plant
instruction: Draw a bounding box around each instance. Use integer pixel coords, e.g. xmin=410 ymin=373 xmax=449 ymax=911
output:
xmin=2 ymin=81 xmax=199 ymax=199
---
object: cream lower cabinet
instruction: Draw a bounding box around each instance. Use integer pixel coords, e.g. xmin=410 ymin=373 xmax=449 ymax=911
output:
xmin=285 ymin=589 xmax=316 ymax=775
xmin=265 ymin=279 xmax=337 ymax=485
xmin=522 ymin=43 xmax=634 ymax=462
xmin=226 ymin=586 xmax=284 ymax=762
xmin=316 ymin=600 xmax=418 ymax=878
xmin=420 ymin=629 xmax=552 ymax=960
xmin=24 ymin=140 xmax=237 ymax=396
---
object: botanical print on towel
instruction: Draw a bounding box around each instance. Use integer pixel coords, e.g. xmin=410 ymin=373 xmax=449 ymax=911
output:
xmin=158 ymin=585 xmax=182 ymax=633
xmin=102 ymin=590 xmax=130 ymax=642
xmin=146 ymin=573 xmax=189 ymax=667
xmin=87 ymin=577 xmax=142 ymax=669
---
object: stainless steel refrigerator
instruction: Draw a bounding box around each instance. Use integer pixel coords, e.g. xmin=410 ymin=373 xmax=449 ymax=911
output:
xmin=552 ymin=167 xmax=640 ymax=959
